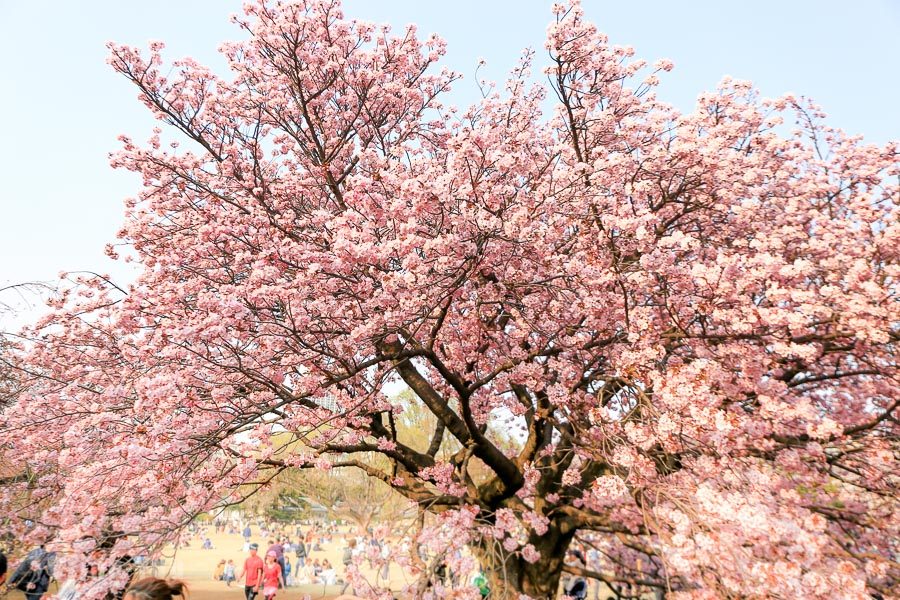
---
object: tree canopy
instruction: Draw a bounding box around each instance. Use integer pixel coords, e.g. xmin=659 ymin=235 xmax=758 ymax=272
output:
xmin=1 ymin=1 xmax=897 ymax=598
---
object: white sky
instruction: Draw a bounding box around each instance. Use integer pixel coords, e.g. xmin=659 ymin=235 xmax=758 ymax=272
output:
xmin=1 ymin=0 xmax=898 ymax=326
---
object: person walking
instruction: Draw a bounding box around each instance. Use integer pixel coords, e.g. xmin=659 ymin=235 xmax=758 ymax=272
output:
xmin=294 ymin=537 xmax=307 ymax=568
xmin=8 ymin=546 xmax=53 ymax=600
xmin=237 ymin=543 xmax=265 ymax=600
xmin=261 ymin=551 xmax=284 ymax=600
xmin=243 ymin=524 xmax=252 ymax=545
xmin=123 ymin=577 xmax=187 ymax=600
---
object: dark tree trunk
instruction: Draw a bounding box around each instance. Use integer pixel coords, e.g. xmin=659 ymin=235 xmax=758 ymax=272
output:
xmin=472 ymin=520 xmax=575 ymax=599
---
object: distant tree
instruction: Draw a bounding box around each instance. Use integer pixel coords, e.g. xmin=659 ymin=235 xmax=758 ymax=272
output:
xmin=296 ymin=465 xmax=413 ymax=532
xmin=1 ymin=1 xmax=897 ymax=598
xmin=0 ymin=283 xmax=49 ymax=522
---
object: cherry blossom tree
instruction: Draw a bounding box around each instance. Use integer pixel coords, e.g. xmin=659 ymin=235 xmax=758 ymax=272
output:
xmin=1 ymin=1 xmax=898 ymax=598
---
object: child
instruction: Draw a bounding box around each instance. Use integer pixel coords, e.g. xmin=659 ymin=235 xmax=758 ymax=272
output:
xmin=223 ymin=560 xmax=236 ymax=587
xmin=284 ymin=556 xmax=293 ymax=587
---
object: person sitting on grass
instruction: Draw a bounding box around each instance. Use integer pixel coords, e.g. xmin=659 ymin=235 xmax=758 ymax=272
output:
xmin=213 ymin=559 xmax=226 ymax=581
xmin=317 ymin=559 xmax=337 ymax=585
xmin=295 ymin=559 xmax=315 ymax=585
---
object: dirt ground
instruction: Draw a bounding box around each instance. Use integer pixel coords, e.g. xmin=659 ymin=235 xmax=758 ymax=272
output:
xmin=5 ymin=528 xmax=623 ymax=599
xmin=139 ymin=526 xmax=415 ymax=599
xmin=6 ymin=526 xmax=415 ymax=600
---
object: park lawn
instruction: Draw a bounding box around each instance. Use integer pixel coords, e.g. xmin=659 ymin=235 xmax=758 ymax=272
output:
xmin=7 ymin=526 xmax=415 ymax=600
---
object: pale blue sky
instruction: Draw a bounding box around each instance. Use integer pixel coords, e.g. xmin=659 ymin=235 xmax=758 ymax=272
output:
xmin=1 ymin=1 xmax=898 ymax=317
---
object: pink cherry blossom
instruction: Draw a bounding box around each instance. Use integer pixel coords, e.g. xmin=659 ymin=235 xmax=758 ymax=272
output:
xmin=1 ymin=1 xmax=897 ymax=598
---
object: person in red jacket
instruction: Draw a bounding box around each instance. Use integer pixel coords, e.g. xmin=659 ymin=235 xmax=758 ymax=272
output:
xmin=261 ymin=551 xmax=284 ymax=600
xmin=238 ymin=543 xmax=265 ymax=600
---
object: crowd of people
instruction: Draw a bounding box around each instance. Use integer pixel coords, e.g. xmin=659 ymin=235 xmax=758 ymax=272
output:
xmin=0 ymin=516 xmax=549 ymax=600
xmin=0 ymin=519 xmax=345 ymax=600
xmin=218 ymin=519 xmax=378 ymax=599
xmin=192 ymin=517 xmax=487 ymax=599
